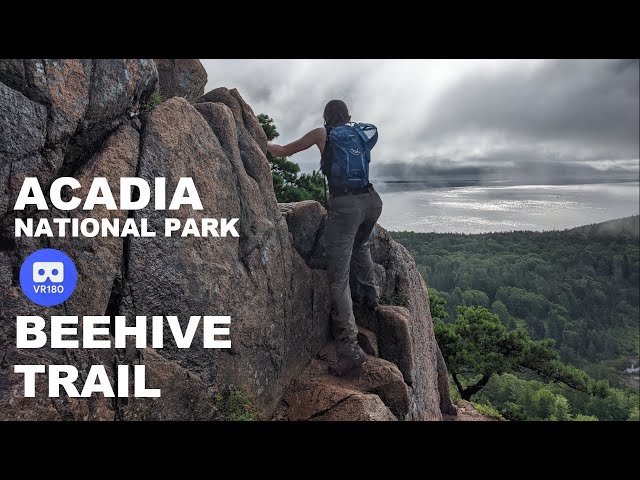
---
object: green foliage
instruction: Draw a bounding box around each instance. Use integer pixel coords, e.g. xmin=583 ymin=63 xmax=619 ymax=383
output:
xmin=380 ymin=293 xmax=407 ymax=306
xmin=258 ymin=113 xmax=326 ymax=205
xmin=554 ymin=381 xmax=639 ymax=421
xmin=434 ymin=299 xmax=609 ymax=402
xmin=448 ymin=374 xmax=461 ymax=402
xmin=142 ymin=89 xmax=165 ymax=111
xmin=491 ymin=299 xmax=512 ymax=329
xmin=572 ymin=414 xmax=599 ymax=421
xmin=404 ymin=226 xmax=640 ymax=421
xmin=214 ymin=386 xmax=258 ymax=421
xmin=258 ymin=113 xmax=279 ymax=141
xmin=472 ymin=402 xmax=506 ymax=420
xmin=428 ymin=288 xmax=449 ymax=321
xmin=475 ymin=373 xmax=636 ymax=421
xmin=296 ymin=170 xmax=326 ymax=202
xmin=393 ymin=227 xmax=639 ymax=386
xmin=436 ymin=305 xmax=521 ymax=380
xmin=476 ymin=373 xmax=573 ymax=421
xmin=435 ymin=304 xmax=526 ymax=399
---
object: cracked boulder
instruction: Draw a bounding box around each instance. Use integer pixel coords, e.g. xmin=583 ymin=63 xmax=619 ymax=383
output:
xmin=0 ymin=58 xmax=452 ymax=422
xmin=274 ymin=341 xmax=409 ymax=421
xmin=118 ymin=97 xmax=330 ymax=416
xmin=279 ymin=201 xmax=325 ymax=261
xmin=0 ymin=60 xmax=330 ymax=420
xmin=119 ymin=348 xmax=219 ymax=421
xmin=154 ymin=59 xmax=208 ymax=101
xmin=0 ymin=59 xmax=157 ymax=217
xmin=311 ymin=394 xmax=396 ymax=421
xmin=280 ymin=201 xmax=448 ymax=420
xmin=0 ymin=59 xmax=158 ymax=421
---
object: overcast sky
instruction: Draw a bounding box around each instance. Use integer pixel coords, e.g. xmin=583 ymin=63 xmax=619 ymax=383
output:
xmin=201 ymin=59 xmax=639 ymax=180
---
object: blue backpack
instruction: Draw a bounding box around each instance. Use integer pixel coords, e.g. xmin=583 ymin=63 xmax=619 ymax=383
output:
xmin=322 ymin=123 xmax=378 ymax=193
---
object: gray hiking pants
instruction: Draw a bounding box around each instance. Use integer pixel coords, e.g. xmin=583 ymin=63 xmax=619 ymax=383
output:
xmin=325 ymin=187 xmax=383 ymax=346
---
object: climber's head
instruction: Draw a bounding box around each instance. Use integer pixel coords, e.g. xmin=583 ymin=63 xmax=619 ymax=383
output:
xmin=323 ymin=100 xmax=351 ymax=128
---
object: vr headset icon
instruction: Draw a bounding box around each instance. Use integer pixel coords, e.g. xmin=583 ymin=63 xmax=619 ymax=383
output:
xmin=33 ymin=262 xmax=64 ymax=283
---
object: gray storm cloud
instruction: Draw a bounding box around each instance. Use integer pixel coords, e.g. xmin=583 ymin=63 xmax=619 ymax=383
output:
xmin=200 ymin=59 xmax=639 ymax=178
xmin=421 ymin=59 xmax=639 ymax=155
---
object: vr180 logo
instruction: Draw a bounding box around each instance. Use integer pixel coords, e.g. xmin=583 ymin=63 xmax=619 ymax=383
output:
xmin=33 ymin=262 xmax=64 ymax=292
xmin=20 ymin=249 xmax=77 ymax=306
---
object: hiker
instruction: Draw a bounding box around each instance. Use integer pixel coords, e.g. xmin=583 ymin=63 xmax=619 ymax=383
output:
xmin=267 ymin=99 xmax=383 ymax=376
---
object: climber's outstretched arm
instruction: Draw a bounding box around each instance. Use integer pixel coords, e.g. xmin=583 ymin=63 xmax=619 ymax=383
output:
xmin=267 ymin=128 xmax=325 ymax=157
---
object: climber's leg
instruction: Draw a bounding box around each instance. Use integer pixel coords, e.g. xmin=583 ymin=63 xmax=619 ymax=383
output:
xmin=325 ymin=195 xmax=362 ymax=346
xmin=351 ymin=188 xmax=383 ymax=308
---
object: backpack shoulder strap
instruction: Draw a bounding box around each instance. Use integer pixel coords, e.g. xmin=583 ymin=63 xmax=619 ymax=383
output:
xmin=320 ymin=126 xmax=334 ymax=177
xmin=353 ymin=124 xmax=369 ymax=145
xmin=352 ymin=123 xmax=378 ymax=150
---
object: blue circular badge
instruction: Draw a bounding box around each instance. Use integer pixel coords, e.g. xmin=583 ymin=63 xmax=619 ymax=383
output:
xmin=20 ymin=248 xmax=77 ymax=306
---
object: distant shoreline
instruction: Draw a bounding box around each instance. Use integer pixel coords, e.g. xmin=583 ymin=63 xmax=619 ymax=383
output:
xmin=375 ymin=178 xmax=639 ymax=191
xmin=388 ymin=214 xmax=640 ymax=236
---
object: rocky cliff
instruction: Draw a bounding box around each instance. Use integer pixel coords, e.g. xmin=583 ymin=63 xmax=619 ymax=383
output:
xmin=0 ymin=59 xmax=454 ymax=420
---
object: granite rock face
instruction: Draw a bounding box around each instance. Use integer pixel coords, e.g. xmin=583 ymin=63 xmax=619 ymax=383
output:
xmin=0 ymin=58 xmax=453 ymax=421
xmin=0 ymin=60 xmax=157 ymax=420
xmin=0 ymin=59 xmax=157 ymax=217
xmin=279 ymin=201 xmax=454 ymax=420
xmin=154 ymin=59 xmax=207 ymax=101
xmin=0 ymin=59 xmax=330 ymax=420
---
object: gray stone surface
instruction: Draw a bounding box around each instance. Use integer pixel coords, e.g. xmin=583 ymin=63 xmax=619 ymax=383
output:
xmin=154 ymin=59 xmax=207 ymax=101
xmin=281 ymin=201 xmax=447 ymax=420
xmin=0 ymin=58 xmax=451 ymax=421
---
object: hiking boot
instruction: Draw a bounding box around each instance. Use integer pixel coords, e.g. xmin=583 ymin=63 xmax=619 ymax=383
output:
xmin=329 ymin=342 xmax=367 ymax=377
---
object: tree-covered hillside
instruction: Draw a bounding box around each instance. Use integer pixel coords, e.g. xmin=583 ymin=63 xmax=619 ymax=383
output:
xmin=391 ymin=216 xmax=639 ymax=420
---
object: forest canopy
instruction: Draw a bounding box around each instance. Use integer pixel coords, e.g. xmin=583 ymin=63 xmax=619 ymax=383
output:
xmin=392 ymin=217 xmax=639 ymax=421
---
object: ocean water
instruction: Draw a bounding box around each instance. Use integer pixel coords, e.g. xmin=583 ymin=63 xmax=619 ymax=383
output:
xmin=376 ymin=182 xmax=640 ymax=233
